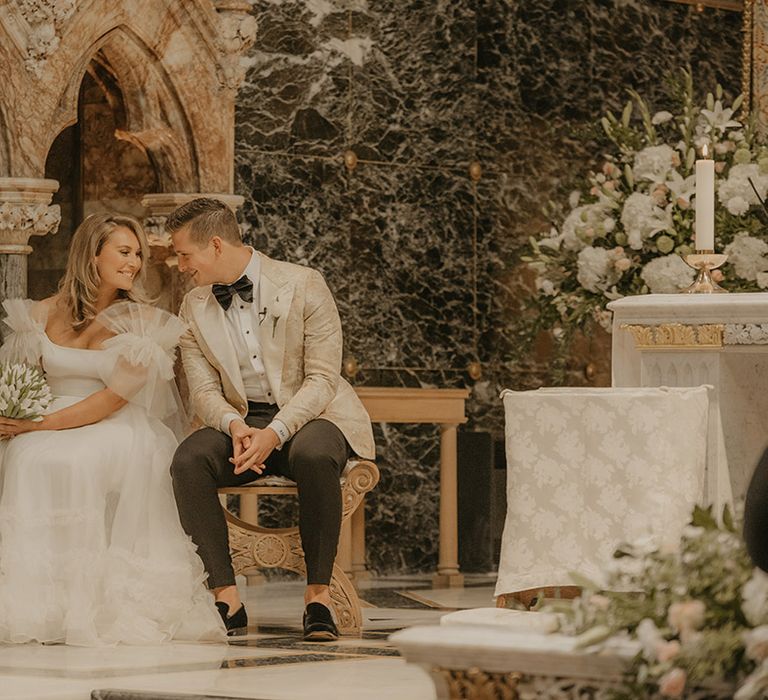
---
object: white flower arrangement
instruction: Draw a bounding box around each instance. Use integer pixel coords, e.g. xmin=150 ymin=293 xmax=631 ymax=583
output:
xmin=549 ymin=507 xmax=768 ymax=699
xmin=0 ymin=362 xmax=52 ymax=420
xmin=524 ymin=71 xmax=768 ymax=345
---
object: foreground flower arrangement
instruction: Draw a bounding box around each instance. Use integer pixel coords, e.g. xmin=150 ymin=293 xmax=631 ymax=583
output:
xmin=524 ymin=71 xmax=768 ymax=338
xmin=549 ymin=507 xmax=768 ymax=699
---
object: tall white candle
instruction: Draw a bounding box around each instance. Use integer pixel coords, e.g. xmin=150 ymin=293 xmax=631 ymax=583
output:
xmin=695 ymin=146 xmax=715 ymax=251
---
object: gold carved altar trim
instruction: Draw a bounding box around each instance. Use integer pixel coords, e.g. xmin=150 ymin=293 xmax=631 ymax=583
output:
xmin=621 ymin=323 xmax=725 ymax=349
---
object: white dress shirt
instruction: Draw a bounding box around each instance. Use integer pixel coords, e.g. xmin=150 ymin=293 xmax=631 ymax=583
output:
xmin=219 ymin=250 xmax=290 ymax=445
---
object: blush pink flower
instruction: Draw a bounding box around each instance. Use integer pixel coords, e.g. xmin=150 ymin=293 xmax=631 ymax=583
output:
xmin=656 ymin=640 xmax=681 ymax=663
xmin=659 ymin=668 xmax=687 ymax=697
xmin=668 ymin=600 xmax=706 ymax=639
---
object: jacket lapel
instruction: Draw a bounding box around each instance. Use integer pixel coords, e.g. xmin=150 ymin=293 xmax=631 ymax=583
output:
xmin=192 ymin=288 xmax=247 ymax=401
xmin=258 ymin=254 xmax=295 ymax=402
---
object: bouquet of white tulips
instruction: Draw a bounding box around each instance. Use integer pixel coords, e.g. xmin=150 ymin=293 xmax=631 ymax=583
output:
xmin=0 ymin=362 xmax=52 ymax=420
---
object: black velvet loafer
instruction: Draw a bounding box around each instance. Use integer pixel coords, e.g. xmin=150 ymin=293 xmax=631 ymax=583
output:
xmin=302 ymin=602 xmax=339 ymax=641
xmin=216 ymin=601 xmax=248 ymax=636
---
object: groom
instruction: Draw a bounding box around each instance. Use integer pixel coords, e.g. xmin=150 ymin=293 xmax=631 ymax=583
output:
xmin=166 ymin=198 xmax=375 ymax=640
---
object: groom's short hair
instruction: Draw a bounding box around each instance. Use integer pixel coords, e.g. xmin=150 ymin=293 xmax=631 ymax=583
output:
xmin=165 ymin=198 xmax=242 ymax=246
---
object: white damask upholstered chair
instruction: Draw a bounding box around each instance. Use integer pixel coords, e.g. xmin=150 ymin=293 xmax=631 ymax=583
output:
xmin=495 ymin=386 xmax=732 ymax=606
xmin=219 ymin=459 xmax=379 ymax=636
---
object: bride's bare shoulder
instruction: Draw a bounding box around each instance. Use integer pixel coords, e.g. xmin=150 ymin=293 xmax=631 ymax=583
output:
xmin=37 ymin=295 xmax=63 ymax=319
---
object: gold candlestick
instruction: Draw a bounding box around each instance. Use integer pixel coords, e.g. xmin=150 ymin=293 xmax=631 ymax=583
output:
xmin=681 ymin=251 xmax=728 ymax=294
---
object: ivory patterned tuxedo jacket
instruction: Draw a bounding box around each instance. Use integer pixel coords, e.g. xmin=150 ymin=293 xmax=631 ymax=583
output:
xmin=178 ymin=252 xmax=375 ymax=459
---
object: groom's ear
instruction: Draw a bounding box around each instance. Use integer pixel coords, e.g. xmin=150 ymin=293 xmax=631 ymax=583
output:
xmin=210 ymin=235 xmax=224 ymax=255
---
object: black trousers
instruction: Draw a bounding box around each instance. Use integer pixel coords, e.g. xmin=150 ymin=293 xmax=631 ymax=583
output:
xmin=745 ymin=447 xmax=768 ymax=573
xmin=171 ymin=403 xmax=350 ymax=588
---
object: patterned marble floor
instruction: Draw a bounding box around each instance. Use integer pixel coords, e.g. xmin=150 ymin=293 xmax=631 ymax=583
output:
xmin=0 ymin=574 xmax=496 ymax=700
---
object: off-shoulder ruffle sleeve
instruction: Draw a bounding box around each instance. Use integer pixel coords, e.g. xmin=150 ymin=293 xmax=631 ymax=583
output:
xmin=96 ymin=301 xmax=187 ymax=427
xmin=0 ymin=299 xmax=48 ymax=366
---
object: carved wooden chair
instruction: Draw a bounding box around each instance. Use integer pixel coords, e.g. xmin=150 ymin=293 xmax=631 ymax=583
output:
xmin=218 ymin=459 xmax=379 ymax=636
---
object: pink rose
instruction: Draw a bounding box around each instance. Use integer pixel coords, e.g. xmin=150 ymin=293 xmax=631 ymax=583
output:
xmin=745 ymin=626 xmax=768 ymax=661
xmin=603 ymin=181 xmax=616 ymax=191
xmin=668 ymin=600 xmax=706 ymax=638
xmin=676 ymin=197 xmax=690 ymax=210
xmin=711 ymin=270 xmax=724 ymax=282
xmin=659 ymin=668 xmax=687 ymax=697
xmin=615 ymin=258 xmax=632 ymax=272
xmin=656 ymin=640 xmax=681 ymax=662
xmin=715 ymin=161 xmax=726 ymax=173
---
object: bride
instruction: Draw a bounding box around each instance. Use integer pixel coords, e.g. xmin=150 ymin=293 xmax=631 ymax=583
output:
xmin=0 ymin=213 xmax=225 ymax=645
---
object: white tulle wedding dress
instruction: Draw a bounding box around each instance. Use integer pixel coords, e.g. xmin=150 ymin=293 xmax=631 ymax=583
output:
xmin=0 ymin=299 xmax=225 ymax=645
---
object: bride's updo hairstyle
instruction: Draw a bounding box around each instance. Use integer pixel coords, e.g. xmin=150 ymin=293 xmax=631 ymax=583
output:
xmin=59 ymin=213 xmax=150 ymax=330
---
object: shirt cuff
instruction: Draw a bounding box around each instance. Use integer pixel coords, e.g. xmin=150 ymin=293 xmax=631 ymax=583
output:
xmin=221 ymin=412 xmax=244 ymax=436
xmin=267 ymin=419 xmax=290 ymax=447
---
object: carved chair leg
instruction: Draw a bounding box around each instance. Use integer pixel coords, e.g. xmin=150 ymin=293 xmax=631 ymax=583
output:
xmin=225 ymin=513 xmax=364 ymax=637
xmin=328 ymin=562 xmax=363 ymax=636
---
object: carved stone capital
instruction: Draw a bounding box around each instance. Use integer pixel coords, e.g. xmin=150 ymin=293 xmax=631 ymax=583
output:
xmin=141 ymin=192 xmax=244 ymax=255
xmin=213 ymin=0 xmax=257 ymax=88
xmin=17 ymin=0 xmax=77 ymax=77
xmin=621 ymin=323 xmax=725 ymax=349
xmin=0 ymin=177 xmax=60 ymax=254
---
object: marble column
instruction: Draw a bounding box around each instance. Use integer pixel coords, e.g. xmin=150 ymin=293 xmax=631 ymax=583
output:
xmin=0 ymin=178 xmax=61 ymax=303
xmin=141 ymin=192 xmax=245 ymax=312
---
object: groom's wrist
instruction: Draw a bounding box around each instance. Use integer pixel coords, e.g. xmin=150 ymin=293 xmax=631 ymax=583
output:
xmin=221 ymin=412 xmax=244 ymax=436
xmin=266 ymin=419 xmax=290 ymax=448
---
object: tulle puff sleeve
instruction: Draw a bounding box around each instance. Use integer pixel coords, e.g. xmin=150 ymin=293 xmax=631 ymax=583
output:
xmin=96 ymin=302 xmax=188 ymax=435
xmin=0 ymin=299 xmax=48 ymax=366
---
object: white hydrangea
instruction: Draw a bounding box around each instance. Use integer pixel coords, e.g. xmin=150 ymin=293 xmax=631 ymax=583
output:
xmin=561 ymin=203 xmax=614 ymax=252
xmin=633 ymin=145 xmax=676 ymax=183
xmin=620 ymin=192 xmax=673 ymax=250
xmin=576 ymin=246 xmax=624 ymax=293
xmin=717 ymin=164 xmax=768 ymax=216
xmin=724 ymin=232 xmax=768 ymax=282
xmin=640 ymin=254 xmax=695 ymax=294
xmin=743 ymin=570 xmax=768 ymax=627
xmin=536 ymin=277 xmax=556 ymax=296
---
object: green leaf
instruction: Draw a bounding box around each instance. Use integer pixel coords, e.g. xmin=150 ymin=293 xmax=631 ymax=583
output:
xmin=722 ymin=504 xmax=736 ymax=533
xmin=691 ymin=504 xmax=718 ymax=530
xmin=574 ymin=625 xmax=613 ymax=649
xmin=622 ymin=100 xmax=633 ymax=128
xmin=567 ymin=570 xmax=602 ymax=591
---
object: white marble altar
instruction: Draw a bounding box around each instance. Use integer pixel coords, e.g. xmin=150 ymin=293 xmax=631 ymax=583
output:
xmin=609 ymin=293 xmax=768 ymax=501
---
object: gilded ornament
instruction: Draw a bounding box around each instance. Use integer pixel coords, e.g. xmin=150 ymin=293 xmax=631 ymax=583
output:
xmin=343 ymin=355 xmax=359 ymax=378
xmin=434 ymin=666 xmax=521 ymax=700
xmin=467 ymin=361 xmax=482 ymax=380
xmin=621 ymin=323 xmax=724 ymax=349
xmin=343 ymin=150 xmax=359 ymax=171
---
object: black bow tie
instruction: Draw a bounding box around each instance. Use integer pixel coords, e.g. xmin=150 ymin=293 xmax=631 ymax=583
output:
xmin=212 ymin=275 xmax=254 ymax=310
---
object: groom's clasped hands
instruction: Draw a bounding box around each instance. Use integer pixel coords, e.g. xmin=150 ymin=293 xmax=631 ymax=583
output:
xmin=228 ymin=420 xmax=281 ymax=475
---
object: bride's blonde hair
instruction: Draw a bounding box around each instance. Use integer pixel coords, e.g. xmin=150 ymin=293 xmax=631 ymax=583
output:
xmin=59 ymin=213 xmax=151 ymax=330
